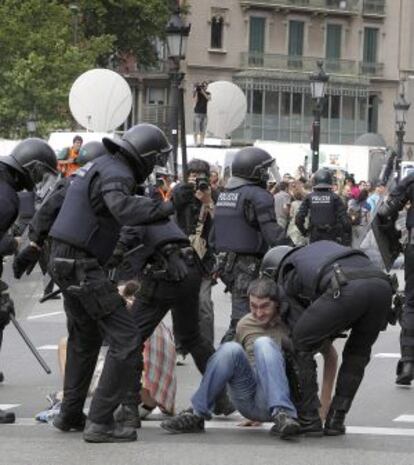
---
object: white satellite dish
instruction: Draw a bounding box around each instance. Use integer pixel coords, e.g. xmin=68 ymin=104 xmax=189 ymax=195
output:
xmin=69 ymin=68 xmax=132 ymax=132
xmin=206 ymin=81 xmax=247 ymax=139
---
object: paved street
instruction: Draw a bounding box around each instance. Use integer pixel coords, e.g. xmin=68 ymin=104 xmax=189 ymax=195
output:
xmin=0 ymin=259 xmax=413 ymax=465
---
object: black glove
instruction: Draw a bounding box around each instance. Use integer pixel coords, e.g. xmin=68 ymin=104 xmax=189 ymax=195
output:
xmin=0 ymin=292 xmax=15 ymax=329
xmin=162 ymin=245 xmax=188 ymax=281
xmin=13 ymin=244 xmax=41 ymax=279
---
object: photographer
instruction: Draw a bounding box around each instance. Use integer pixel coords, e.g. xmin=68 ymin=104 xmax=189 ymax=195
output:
xmin=172 ymin=159 xmax=216 ymax=362
xmin=148 ymin=166 xmax=174 ymax=202
xmin=193 ymin=81 xmax=211 ymax=147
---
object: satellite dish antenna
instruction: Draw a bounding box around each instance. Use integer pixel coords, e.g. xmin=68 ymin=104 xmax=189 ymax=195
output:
xmin=69 ymin=68 xmax=132 ymax=132
xmin=206 ymin=81 xmax=247 ymax=139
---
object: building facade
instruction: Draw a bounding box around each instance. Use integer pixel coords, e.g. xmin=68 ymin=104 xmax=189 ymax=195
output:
xmin=129 ymin=0 xmax=414 ymax=150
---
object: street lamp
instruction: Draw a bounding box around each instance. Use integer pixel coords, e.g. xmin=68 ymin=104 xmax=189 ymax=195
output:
xmin=394 ymin=90 xmax=411 ymax=182
xmin=309 ymin=60 xmax=329 ymax=173
xmin=26 ymin=114 xmax=37 ymax=137
xmin=166 ymin=8 xmax=191 ymax=180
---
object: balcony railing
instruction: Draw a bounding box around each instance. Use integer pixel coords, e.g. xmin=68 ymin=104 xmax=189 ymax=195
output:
xmin=239 ymin=0 xmax=359 ymax=15
xmin=362 ymin=0 xmax=386 ymax=16
xmin=241 ymin=52 xmax=359 ymax=75
xmin=359 ymin=62 xmax=384 ymax=77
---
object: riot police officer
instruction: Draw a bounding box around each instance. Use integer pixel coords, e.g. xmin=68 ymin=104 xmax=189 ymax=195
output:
xmin=261 ymin=241 xmax=392 ymax=435
xmin=378 ymin=172 xmax=414 ymax=385
xmin=37 ymin=124 xmax=174 ymax=443
xmin=0 ymin=138 xmax=57 ymax=424
xmin=295 ymin=168 xmax=351 ymax=245
xmin=212 ymin=147 xmax=288 ymax=342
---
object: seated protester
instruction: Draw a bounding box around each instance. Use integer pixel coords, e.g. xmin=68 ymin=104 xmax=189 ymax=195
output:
xmin=161 ymin=277 xmax=301 ymax=439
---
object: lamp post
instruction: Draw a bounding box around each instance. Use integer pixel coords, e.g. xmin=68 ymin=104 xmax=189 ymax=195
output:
xmin=26 ymin=114 xmax=37 ymax=137
xmin=309 ymin=60 xmax=329 ymax=173
xmin=166 ymin=7 xmax=191 ymax=180
xmin=394 ymin=89 xmax=411 ymax=183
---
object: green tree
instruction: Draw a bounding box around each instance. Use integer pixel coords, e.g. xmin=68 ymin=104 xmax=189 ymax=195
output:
xmin=0 ymin=0 xmax=113 ymax=138
xmin=77 ymin=0 xmax=171 ymax=67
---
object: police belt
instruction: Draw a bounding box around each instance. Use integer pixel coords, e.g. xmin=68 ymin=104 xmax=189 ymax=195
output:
xmin=143 ymin=246 xmax=196 ymax=280
xmin=327 ymin=264 xmax=390 ymax=300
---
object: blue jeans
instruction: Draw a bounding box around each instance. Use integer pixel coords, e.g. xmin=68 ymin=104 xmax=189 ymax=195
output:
xmin=191 ymin=337 xmax=297 ymax=422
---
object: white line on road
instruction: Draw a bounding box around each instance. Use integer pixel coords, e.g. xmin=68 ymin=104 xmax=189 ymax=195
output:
xmin=27 ymin=311 xmax=64 ymax=320
xmin=37 ymin=345 xmax=58 ymax=350
xmin=0 ymin=404 xmax=20 ymax=410
xmin=393 ymin=415 xmax=414 ymax=423
xmin=6 ymin=419 xmax=414 ymax=437
xmin=374 ymin=353 xmax=401 ymax=358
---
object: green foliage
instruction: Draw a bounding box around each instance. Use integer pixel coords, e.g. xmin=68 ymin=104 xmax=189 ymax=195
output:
xmin=0 ymin=0 xmax=172 ymax=138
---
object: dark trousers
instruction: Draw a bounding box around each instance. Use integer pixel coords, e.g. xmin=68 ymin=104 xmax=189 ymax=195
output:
xmin=49 ymin=240 xmax=140 ymax=424
xmin=132 ymin=264 xmax=215 ymax=376
xmin=401 ymin=244 xmax=414 ymax=361
xmin=292 ymin=278 xmax=391 ymax=414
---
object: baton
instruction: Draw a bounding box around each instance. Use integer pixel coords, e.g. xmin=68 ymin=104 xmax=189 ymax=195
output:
xmin=10 ymin=314 xmax=52 ymax=374
xmin=39 ymin=288 xmax=62 ymax=303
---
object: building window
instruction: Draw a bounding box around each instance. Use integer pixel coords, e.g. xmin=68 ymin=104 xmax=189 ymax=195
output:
xmin=326 ymin=24 xmax=342 ymax=62
xmin=288 ymin=20 xmax=304 ymax=69
xmin=147 ymin=88 xmax=165 ymax=105
xmin=249 ymin=17 xmax=265 ymax=65
xmin=362 ymin=27 xmax=379 ymax=74
xmin=211 ymin=16 xmax=224 ymax=49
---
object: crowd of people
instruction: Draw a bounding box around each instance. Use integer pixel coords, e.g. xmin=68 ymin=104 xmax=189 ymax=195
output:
xmin=0 ymin=125 xmax=410 ymax=445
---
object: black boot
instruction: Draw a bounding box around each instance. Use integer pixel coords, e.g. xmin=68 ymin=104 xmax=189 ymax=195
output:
xmin=396 ymin=361 xmax=414 ymax=386
xmin=83 ymin=420 xmax=137 ymax=443
xmin=298 ymin=411 xmax=323 ymax=437
xmin=53 ymin=412 xmax=87 ymax=432
xmin=113 ymin=404 xmax=141 ymax=429
xmin=324 ymin=409 xmax=346 ymax=436
xmin=0 ymin=409 xmax=15 ymax=424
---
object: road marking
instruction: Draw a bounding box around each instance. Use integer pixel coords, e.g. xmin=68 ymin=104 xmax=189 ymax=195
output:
xmin=28 ymin=311 xmax=64 ymax=320
xmin=393 ymin=415 xmax=414 ymax=423
xmin=37 ymin=345 xmax=58 ymax=351
xmin=374 ymin=353 xmax=401 ymax=359
xmin=0 ymin=404 xmax=20 ymax=410
xmin=6 ymin=419 xmax=414 ymax=437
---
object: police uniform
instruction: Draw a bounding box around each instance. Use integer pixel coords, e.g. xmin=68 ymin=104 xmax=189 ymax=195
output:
xmin=47 ymin=153 xmax=173 ymax=435
xmin=296 ymin=189 xmax=351 ymax=244
xmin=276 ymin=240 xmax=392 ymax=434
xmin=214 ymin=176 xmax=287 ymax=339
xmin=379 ymin=173 xmax=414 ymax=384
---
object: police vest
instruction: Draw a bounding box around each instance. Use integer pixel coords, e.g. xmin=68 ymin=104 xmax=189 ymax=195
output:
xmin=50 ymin=154 xmax=134 ymax=265
xmin=143 ymin=219 xmax=189 ymax=254
xmin=214 ymin=185 xmax=268 ymax=254
xmin=309 ymin=191 xmax=336 ymax=227
xmin=279 ymin=240 xmax=367 ymax=300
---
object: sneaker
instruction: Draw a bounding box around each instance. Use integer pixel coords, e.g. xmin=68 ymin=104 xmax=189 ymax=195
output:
xmin=176 ymin=353 xmax=187 ymax=366
xmin=324 ymin=410 xmax=346 ymax=436
xmin=270 ymin=410 xmax=300 ymax=439
xmin=35 ymin=402 xmax=62 ymax=423
xmin=161 ymin=411 xmax=205 ymax=434
xmin=83 ymin=420 xmax=137 ymax=443
xmin=46 ymin=392 xmax=61 ymax=409
xmin=138 ymin=404 xmax=155 ymax=420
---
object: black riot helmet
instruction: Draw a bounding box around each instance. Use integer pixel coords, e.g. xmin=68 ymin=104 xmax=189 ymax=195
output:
xmin=78 ymin=141 xmax=106 ymax=166
xmin=102 ymin=123 xmax=173 ymax=183
xmin=231 ymin=147 xmax=274 ymax=184
xmin=260 ymin=246 xmax=294 ymax=280
xmin=1 ymin=138 xmax=57 ymax=189
xmin=312 ymin=168 xmax=333 ymax=189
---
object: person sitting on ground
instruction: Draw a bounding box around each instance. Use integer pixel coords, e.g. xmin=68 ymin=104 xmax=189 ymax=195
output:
xmin=161 ymin=277 xmax=301 ymax=439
